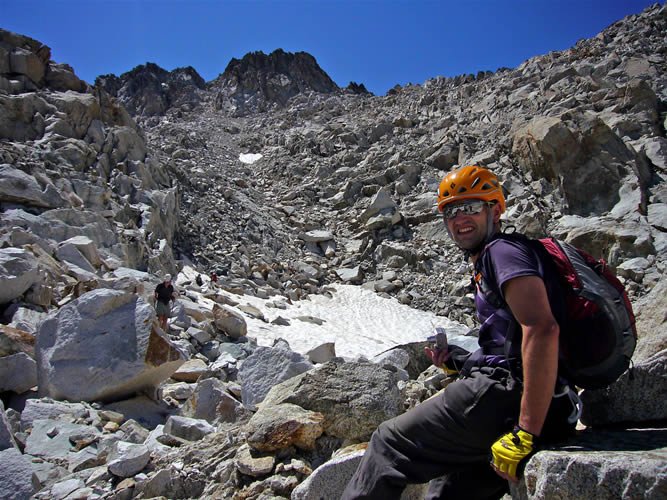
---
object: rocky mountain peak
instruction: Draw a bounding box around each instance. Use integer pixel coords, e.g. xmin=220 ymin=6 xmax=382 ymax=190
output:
xmin=95 ymin=48 xmax=342 ymax=119
xmin=96 ymin=62 xmax=206 ymax=117
xmin=346 ymin=81 xmax=371 ymax=95
xmin=212 ymin=48 xmax=339 ymax=115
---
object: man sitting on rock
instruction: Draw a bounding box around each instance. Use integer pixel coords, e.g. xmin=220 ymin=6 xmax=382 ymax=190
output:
xmin=154 ymin=274 xmax=176 ymax=331
xmin=342 ymin=165 xmax=578 ymax=499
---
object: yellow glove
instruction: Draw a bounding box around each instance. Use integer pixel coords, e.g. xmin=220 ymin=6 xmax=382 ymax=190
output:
xmin=490 ymin=427 xmax=535 ymax=482
xmin=424 ymin=346 xmax=457 ymax=375
xmin=424 ymin=344 xmax=470 ymax=376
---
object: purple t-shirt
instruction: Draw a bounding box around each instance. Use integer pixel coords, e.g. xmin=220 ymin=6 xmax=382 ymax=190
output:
xmin=473 ymin=237 xmax=562 ymax=365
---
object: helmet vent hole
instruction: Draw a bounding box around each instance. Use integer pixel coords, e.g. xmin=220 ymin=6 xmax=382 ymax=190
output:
xmin=471 ymin=178 xmax=481 ymax=188
xmin=457 ymin=187 xmax=467 ymax=193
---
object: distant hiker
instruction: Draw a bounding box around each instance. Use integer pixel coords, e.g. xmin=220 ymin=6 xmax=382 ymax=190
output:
xmin=195 ymin=274 xmax=203 ymax=287
xmin=209 ymin=271 xmax=218 ymax=284
xmin=343 ymin=165 xmax=581 ymax=499
xmin=154 ymin=274 xmax=176 ymax=330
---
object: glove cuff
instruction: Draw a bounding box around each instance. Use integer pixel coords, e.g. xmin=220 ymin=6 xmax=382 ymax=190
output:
xmin=512 ymin=426 xmax=536 ymax=446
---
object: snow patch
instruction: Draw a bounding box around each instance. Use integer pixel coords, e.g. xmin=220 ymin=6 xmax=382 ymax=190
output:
xmin=239 ymin=153 xmax=263 ymax=164
xmin=242 ymin=284 xmax=476 ymax=359
xmin=176 ymin=266 xmax=478 ymax=360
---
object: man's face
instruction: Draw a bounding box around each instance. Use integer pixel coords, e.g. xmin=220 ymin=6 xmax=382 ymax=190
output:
xmin=444 ymin=200 xmax=495 ymax=250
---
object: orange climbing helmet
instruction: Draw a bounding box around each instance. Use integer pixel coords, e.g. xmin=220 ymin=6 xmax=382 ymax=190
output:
xmin=437 ymin=165 xmax=506 ymax=214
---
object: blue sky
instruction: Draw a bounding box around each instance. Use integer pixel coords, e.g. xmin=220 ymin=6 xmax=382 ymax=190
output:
xmin=2 ymin=0 xmax=662 ymax=95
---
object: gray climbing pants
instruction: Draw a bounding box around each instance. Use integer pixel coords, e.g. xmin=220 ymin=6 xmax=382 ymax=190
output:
xmin=341 ymin=366 xmax=574 ymax=500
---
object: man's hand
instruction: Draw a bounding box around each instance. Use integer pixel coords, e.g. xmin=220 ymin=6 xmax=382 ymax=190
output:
xmin=424 ymin=347 xmax=460 ymax=376
xmin=490 ymin=427 xmax=536 ymax=483
xmin=424 ymin=346 xmax=449 ymax=367
xmin=425 ymin=344 xmax=470 ymax=376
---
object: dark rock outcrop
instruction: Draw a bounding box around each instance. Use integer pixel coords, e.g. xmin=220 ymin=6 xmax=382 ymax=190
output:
xmin=211 ymin=48 xmax=339 ymax=115
xmin=346 ymin=81 xmax=372 ymax=95
xmin=96 ymin=62 xmax=206 ymax=117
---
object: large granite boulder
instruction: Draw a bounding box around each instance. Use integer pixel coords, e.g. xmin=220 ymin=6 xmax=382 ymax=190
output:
xmin=181 ymin=377 xmax=251 ymax=424
xmin=0 ymin=247 xmax=40 ymax=304
xmin=0 ymin=400 xmax=17 ymax=451
xmin=0 ymin=352 xmax=37 ymax=394
xmin=0 ymin=164 xmax=66 ymax=209
xmin=292 ymin=447 xmax=427 ymax=500
xmin=261 ymin=360 xmax=403 ymax=442
xmin=238 ymin=344 xmax=314 ymax=409
xmin=512 ymin=112 xmax=648 ymax=217
xmin=36 ymin=288 xmax=186 ymax=402
xmin=246 ymin=402 xmax=325 ymax=453
xmin=514 ymin=428 xmax=667 ymax=499
xmin=579 ymin=350 xmax=667 ymax=427
xmin=0 ymin=447 xmax=37 ymax=500
xmin=632 ymin=279 xmax=667 ymax=363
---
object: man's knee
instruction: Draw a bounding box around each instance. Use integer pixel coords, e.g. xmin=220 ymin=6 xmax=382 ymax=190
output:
xmin=367 ymin=418 xmax=402 ymax=453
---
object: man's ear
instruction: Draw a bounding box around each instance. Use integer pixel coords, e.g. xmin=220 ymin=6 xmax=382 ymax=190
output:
xmin=492 ymin=203 xmax=502 ymax=224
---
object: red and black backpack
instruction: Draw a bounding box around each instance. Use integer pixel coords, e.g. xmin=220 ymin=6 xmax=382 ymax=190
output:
xmin=477 ymin=233 xmax=637 ymax=389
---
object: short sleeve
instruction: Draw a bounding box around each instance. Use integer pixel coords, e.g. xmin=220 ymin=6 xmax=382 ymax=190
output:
xmin=485 ymin=239 xmax=543 ymax=297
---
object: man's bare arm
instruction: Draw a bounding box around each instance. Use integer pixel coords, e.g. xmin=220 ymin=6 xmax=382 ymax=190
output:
xmin=503 ymin=275 xmax=559 ymax=437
